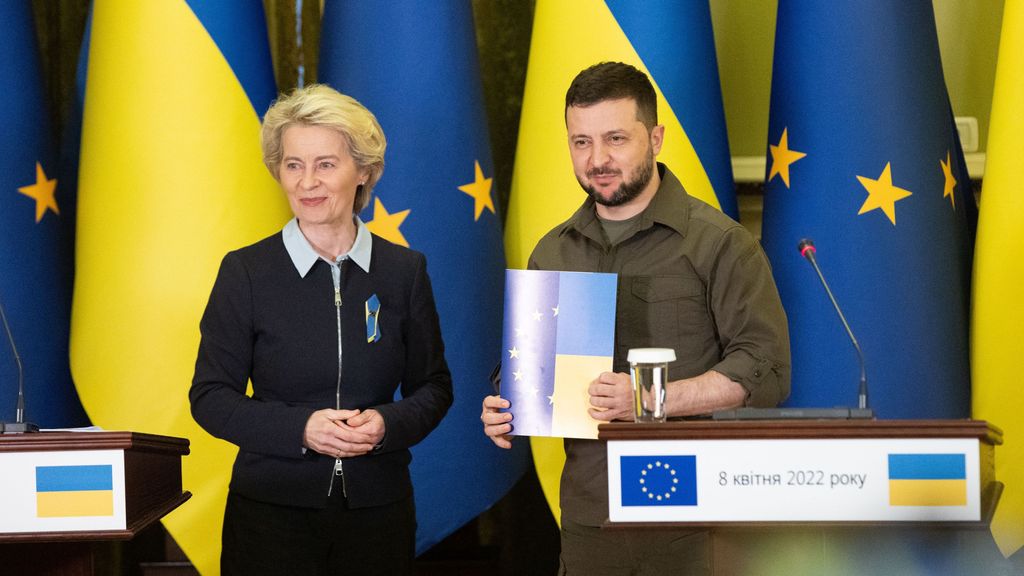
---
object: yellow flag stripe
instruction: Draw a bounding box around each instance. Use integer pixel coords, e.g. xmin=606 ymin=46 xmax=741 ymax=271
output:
xmin=888 ymin=480 xmax=967 ymax=507
xmin=971 ymin=0 xmax=1024 ymax=558
xmin=71 ymin=2 xmax=290 ymax=573
xmin=37 ymin=490 xmax=114 ymax=517
xmin=551 ymin=354 xmax=611 ymax=439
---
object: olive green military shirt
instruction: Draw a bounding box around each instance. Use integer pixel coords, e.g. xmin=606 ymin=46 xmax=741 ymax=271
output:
xmin=527 ymin=164 xmax=791 ymax=526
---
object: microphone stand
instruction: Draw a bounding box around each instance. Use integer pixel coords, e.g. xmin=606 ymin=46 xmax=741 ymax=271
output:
xmin=799 ymin=241 xmax=871 ymax=414
xmin=1 ymin=297 xmax=39 ymax=434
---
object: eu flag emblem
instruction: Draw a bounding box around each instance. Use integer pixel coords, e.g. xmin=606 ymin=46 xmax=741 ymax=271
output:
xmin=621 ymin=455 xmax=698 ymax=507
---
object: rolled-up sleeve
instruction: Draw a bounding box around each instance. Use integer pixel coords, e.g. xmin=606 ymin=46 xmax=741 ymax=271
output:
xmin=706 ymin=227 xmax=791 ymax=407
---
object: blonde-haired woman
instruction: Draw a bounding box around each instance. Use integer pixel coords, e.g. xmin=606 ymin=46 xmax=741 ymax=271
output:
xmin=191 ymin=84 xmax=452 ymax=575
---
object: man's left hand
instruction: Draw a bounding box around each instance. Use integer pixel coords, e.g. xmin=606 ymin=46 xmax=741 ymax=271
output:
xmin=588 ymin=371 xmax=633 ymax=422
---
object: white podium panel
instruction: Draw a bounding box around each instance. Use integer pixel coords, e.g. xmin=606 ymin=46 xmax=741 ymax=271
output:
xmin=608 ymin=438 xmax=981 ymax=523
xmin=0 ymin=449 xmax=128 ymax=534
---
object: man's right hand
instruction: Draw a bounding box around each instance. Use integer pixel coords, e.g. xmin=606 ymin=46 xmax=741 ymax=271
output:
xmin=481 ymin=395 xmax=514 ymax=449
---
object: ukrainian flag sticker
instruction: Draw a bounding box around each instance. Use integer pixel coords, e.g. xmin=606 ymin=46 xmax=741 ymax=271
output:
xmin=35 ymin=465 xmax=115 ymax=517
xmin=888 ymin=454 xmax=967 ymax=507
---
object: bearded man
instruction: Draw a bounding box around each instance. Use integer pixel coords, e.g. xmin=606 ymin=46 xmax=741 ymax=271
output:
xmin=482 ymin=61 xmax=791 ymax=575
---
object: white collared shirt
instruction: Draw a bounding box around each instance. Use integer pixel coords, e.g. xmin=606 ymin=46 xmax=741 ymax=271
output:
xmin=282 ymin=217 xmax=372 ymax=276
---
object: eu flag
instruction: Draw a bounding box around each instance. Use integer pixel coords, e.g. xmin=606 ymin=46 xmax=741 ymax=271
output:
xmin=760 ymin=1 xmax=973 ymax=419
xmin=0 ymin=0 xmax=88 ymax=428
xmin=319 ymin=0 xmax=531 ymax=553
xmin=620 ymin=455 xmax=698 ymax=507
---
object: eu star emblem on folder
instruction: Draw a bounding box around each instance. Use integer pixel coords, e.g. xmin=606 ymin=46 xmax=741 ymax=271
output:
xmin=366 ymin=294 xmax=381 ymax=343
xmin=500 ymin=269 xmax=617 ymax=439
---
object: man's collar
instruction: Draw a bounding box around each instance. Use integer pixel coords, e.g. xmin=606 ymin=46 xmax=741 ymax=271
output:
xmin=282 ymin=217 xmax=373 ymax=277
xmin=640 ymin=163 xmax=690 ymax=237
xmin=563 ymin=163 xmax=690 ymax=240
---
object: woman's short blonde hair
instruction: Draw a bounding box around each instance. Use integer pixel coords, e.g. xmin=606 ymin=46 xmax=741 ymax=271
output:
xmin=261 ymin=84 xmax=386 ymax=213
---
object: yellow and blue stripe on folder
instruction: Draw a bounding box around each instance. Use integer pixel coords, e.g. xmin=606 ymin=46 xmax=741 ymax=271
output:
xmin=35 ymin=464 xmax=114 ymax=517
xmin=888 ymin=453 xmax=966 ymax=507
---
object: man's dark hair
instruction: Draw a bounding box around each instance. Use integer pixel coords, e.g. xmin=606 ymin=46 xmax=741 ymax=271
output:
xmin=564 ymin=62 xmax=658 ymax=129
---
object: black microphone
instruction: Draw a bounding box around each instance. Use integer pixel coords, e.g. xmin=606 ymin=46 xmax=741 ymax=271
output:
xmin=797 ymin=238 xmax=871 ymax=415
xmin=0 ymin=294 xmax=40 ymax=434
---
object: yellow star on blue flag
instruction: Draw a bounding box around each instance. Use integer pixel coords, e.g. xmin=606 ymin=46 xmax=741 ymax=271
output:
xmin=940 ymin=151 xmax=957 ymax=210
xmin=768 ymin=128 xmax=806 ymax=188
xmin=856 ymin=162 xmax=913 ymax=225
xmin=458 ymin=160 xmax=495 ymax=221
xmin=365 ymin=197 xmax=410 ymax=247
xmin=17 ymin=162 xmax=59 ymax=222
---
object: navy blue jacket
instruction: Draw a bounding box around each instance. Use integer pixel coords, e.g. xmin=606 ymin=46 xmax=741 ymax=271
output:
xmin=190 ymin=232 xmax=453 ymax=509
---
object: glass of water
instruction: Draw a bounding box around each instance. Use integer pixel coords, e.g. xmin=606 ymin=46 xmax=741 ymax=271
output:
xmin=628 ymin=348 xmax=675 ymax=423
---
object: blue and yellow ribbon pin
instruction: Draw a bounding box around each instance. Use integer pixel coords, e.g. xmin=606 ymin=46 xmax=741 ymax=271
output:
xmin=365 ymin=294 xmax=381 ymax=343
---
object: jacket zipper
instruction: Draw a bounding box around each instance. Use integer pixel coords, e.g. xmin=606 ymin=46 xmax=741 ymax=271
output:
xmin=327 ymin=262 xmax=347 ymax=498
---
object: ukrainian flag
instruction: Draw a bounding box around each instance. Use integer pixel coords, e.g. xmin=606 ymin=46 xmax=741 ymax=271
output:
xmin=36 ymin=465 xmax=114 ymax=518
xmin=888 ymin=454 xmax=967 ymax=507
xmin=70 ymin=2 xmax=288 ymax=573
xmin=506 ymin=0 xmax=737 ymax=525
xmin=972 ymin=0 xmax=1024 ymax=558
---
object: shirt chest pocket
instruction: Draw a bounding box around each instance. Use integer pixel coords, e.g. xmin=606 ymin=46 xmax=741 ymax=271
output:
xmin=618 ymin=275 xmax=715 ymax=355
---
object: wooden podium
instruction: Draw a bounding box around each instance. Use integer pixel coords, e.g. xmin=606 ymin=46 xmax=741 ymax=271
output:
xmin=599 ymin=419 xmax=1004 ymax=574
xmin=0 ymin=431 xmax=190 ymax=575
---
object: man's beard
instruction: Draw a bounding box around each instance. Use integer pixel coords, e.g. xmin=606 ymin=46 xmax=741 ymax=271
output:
xmin=579 ymin=153 xmax=655 ymax=207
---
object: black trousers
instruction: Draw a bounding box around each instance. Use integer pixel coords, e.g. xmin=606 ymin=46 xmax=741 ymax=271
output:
xmin=221 ymin=489 xmax=416 ymax=576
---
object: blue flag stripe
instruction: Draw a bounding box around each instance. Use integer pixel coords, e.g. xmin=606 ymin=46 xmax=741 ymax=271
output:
xmin=184 ymin=0 xmax=277 ymax=116
xmin=604 ymin=0 xmax=737 ymax=220
xmin=36 ymin=465 xmax=113 ymax=492
xmin=555 ymin=272 xmax=617 ymax=355
xmin=888 ymin=454 xmax=966 ymax=480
